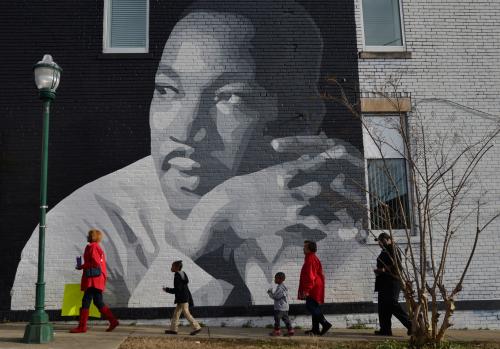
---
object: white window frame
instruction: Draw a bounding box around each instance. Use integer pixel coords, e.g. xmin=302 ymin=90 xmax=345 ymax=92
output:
xmin=360 ymin=0 xmax=406 ymax=52
xmin=103 ymin=0 xmax=149 ymax=54
xmin=362 ymin=114 xmax=415 ymax=240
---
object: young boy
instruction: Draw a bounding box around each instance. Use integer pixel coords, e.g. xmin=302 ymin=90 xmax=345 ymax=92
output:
xmin=267 ymin=272 xmax=294 ymax=336
xmin=163 ymin=260 xmax=202 ymax=336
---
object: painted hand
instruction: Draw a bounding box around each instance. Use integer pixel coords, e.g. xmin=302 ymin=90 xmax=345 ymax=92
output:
xmin=183 ymin=134 xmax=364 ymax=263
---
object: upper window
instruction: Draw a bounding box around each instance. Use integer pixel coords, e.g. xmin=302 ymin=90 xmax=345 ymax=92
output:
xmin=363 ymin=115 xmax=411 ymax=230
xmin=104 ymin=0 xmax=149 ymax=53
xmin=362 ymin=0 xmax=404 ymax=51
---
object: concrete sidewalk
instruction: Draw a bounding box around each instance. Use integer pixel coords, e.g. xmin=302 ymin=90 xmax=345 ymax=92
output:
xmin=0 ymin=323 xmax=499 ymax=349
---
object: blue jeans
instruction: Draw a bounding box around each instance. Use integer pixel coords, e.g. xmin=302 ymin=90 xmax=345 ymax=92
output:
xmin=305 ymin=297 xmax=322 ymax=317
xmin=274 ymin=310 xmax=292 ymax=330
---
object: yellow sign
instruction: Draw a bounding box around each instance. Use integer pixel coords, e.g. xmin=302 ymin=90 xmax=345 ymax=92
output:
xmin=61 ymin=284 xmax=101 ymax=318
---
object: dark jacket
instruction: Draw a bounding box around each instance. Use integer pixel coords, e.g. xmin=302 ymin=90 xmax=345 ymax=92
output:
xmin=375 ymin=245 xmax=401 ymax=292
xmin=164 ymin=271 xmax=194 ymax=306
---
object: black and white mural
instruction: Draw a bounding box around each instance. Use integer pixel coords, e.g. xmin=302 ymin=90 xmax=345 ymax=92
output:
xmin=4 ymin=0 xmax=366 ymax=310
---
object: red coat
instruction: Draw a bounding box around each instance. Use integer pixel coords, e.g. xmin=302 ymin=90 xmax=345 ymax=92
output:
xmin=298 ymin=252 xmax=325 ymax=304
xmin=80 ymin=242 xmax=107 ymax=291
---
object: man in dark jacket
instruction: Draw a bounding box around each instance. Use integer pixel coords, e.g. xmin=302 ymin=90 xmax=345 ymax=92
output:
xmin=163 ymin=260 xmax=202 ymax=335
xmin=374 ymin=233 xmax=411 ymax=336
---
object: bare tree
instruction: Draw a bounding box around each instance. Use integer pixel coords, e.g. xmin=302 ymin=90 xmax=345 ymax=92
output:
xmin=322 ymin=77 xmax=500 ymax=347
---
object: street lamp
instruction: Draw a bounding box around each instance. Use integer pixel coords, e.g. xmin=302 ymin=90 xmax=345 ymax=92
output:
xmin=23 ymin=54 xmax=62 ymax=344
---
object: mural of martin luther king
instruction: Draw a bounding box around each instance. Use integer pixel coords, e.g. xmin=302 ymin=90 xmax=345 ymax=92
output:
xmin=12 ymin=0 xmax=367 ymax=310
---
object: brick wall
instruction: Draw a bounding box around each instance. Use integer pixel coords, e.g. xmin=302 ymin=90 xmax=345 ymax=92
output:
xmin=355 ymin=0 xmax=500 ymax=326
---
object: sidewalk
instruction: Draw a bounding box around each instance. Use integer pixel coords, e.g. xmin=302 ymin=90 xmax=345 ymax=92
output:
xmin=1 ymin=323 xmax=499 ymax=349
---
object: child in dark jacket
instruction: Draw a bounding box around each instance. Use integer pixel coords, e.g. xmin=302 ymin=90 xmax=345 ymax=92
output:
xmin=163 ymin=260 xmax=202 ymax=335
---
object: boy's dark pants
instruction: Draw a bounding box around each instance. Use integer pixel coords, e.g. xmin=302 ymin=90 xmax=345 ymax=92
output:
xmin=274 ymin=310 xmax=292 ymax=330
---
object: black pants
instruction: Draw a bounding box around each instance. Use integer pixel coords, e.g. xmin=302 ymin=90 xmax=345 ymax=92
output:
xmin=82 ymin=287 xmax=105 ymax=310
xmin=377 ymin=284 xmax=411 ymax=334
xmin=305 ymin=297 xmax=329 ymax=331
xmin=274 ymin=310 xmax=292 ymax=330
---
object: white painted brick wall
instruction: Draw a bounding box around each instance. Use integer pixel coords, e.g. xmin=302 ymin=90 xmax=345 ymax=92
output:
xmin=354 ymin=0 xmax=500 ymax=328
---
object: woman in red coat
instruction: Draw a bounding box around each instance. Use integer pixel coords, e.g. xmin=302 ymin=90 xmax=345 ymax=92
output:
xmin=70 ymin=229 xmax=119 ymax=333
xmin=298 ymin=240 xmax=332 ymax=336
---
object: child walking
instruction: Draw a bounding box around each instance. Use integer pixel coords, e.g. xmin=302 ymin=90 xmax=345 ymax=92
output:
xmin=267 ymin=272 xmax=294 ymax=336
xmin=163 ymin=260 xmax=202 ymax=336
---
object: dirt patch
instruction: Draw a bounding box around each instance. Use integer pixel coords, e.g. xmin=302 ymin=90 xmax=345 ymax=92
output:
xmin=119 ymin=336 xmax=368 ymax=349
xmin=119 ymin=337 xmax=500 ymax=349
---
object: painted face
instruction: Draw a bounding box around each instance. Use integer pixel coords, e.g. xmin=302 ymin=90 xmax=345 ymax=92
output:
xmin=150 ymin=12 xmax=279 ymax=218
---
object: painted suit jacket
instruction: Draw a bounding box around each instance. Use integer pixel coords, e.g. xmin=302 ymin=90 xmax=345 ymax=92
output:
xmin=11 ymin=155 xmax=369 ymax=310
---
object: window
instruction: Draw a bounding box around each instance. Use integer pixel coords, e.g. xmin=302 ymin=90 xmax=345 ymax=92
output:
xmin=362 ymin=0 xmax=404 ymax=51
xmin=104 ymin=0 xmax=149 ymax=53
xmin=363 ymin=115 xmax=411 ymax=230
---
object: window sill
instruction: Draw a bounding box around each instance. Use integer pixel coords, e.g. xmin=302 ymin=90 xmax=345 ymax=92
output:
xmin=97 ymin=53 xmax=154 ymax=60
xmin=359 ymin=51 xmax=412 ymax=59
xmin=364 ymin=230 xmax=420 ymax=245
xmin=360 ymin=97 xmax=412 ymax=113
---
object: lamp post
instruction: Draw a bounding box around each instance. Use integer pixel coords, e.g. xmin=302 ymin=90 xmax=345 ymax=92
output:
xmin=23 ymin=54 xmax=62 ymax=344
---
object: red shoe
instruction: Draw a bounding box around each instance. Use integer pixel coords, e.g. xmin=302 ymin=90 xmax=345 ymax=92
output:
xmin=100 ymin=305 xmax=119 ymax=332
xmin=286 ymin=329 xmax=295 ymax=336
xmin=270 ymin=329 xmax=281 ymax=336
xmin=70 ymin=308 xmax=89 ymax=333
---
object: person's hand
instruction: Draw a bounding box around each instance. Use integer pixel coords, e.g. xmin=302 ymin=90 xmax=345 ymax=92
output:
xmin=162 ymin=287 xmax=169 ymax=293
xmin=267 ymin=288 xmax=273 ymax=294
xmin=183 ymin=134 xmax=364 ymax=262
xmin=298 ymin=291 xmax=309 ymax=300
xmin=75 ymin=265 xmax=83 ymax=270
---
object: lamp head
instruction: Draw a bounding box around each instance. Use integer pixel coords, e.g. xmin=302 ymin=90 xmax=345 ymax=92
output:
xmin=34 ymin=54 xmax=62 ymax=99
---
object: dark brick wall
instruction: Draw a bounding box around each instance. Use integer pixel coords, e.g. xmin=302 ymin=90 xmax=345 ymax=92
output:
xmin=0 ymin=0 xmax=360 ymax=311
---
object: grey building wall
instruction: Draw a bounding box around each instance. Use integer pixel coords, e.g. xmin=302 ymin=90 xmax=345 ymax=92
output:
xmin=355 ymin=0 xmax=500 ymax=328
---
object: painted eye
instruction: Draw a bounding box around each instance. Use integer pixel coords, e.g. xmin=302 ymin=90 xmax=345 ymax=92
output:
xmin=215 ymin=92 xmax=242 ymax=105
xmin=155 ymin=84 xmax=179 ymax=97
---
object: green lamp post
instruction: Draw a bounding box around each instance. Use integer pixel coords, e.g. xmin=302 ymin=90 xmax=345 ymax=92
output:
xmin=23 ymin=54 xmax=62 ymax=344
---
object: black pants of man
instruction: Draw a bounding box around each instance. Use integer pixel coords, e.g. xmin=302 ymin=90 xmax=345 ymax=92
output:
xmin=377 ymin=284 xmax=411 ymax=335
xmin=274 ymin=310 xmax=292 ymax=330
xmin=305 ymin=297 xmax=330 ymax=333
xmin=82 ymin=287 xmax=105 ymax=309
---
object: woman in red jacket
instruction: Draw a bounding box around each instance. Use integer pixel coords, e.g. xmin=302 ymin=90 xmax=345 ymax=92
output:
xmin=298 ymin=240 xmax=332 ymax=336
xmin=70 ymin=229 xmax=119 ymax=333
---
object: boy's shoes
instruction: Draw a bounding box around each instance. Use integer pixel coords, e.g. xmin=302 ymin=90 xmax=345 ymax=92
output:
xmin=284 ymin=329 xmax=295 ymax=337
xmin=190 ymin=328 xmax=202 ymax=336
xmin=164 ymin=330 xmax=178 ymax=335
xmin=319 ymin=322 xmax=332 ymax=336
xmin=374 ymin=330 xmax=393 ymax=336
xmin=270 ymin=329 xmax=281 ymax=336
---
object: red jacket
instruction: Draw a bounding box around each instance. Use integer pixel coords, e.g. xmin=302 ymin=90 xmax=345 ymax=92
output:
xmin=298 ymin=252 xmax=325 ymax=304
xmin=80 ymin=242 xmax=107 ymax=291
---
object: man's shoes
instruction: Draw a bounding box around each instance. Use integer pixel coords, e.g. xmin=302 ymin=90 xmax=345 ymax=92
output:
xmin=285 ymin=329 xmax=295 ymax=337
xmin=374 ymin=330 xmax=393 ymax=336
xmin=304 ymin=329 xmax=320 ymax=335
xmin=319 ymin=322 xmax=332 ymax=336
xmin=164 ymin=330 xmax=178 ymax=335
xmin=190 ymin=328 xmax=202 ymax=336
xmin=270 ymin=329 xmax=281 ymax=336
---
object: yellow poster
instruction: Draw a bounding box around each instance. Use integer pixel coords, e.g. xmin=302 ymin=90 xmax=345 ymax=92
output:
xmin=61 ymin=284 xmax=101 ymax=318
